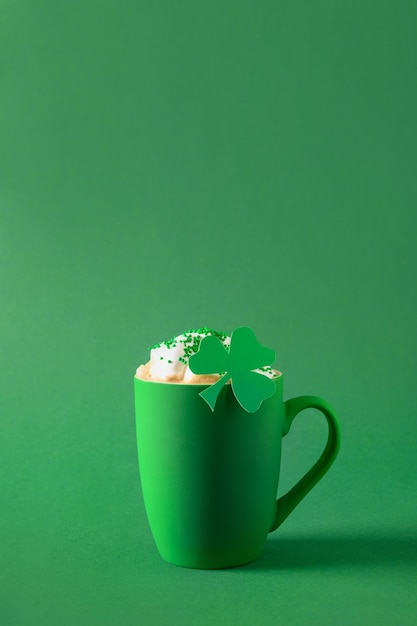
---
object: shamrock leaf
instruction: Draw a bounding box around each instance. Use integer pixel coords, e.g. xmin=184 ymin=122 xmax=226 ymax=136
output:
xmin=188 ymin=326 xmax=276 ymax=412
xmin=231 ymin=369 xmax=276 ymax=413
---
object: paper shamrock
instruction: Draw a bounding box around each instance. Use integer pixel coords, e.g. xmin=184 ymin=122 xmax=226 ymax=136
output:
xmin=188 ymin=326 xmax=276 ymax=413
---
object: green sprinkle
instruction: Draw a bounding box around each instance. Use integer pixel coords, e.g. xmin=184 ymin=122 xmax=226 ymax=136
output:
xmin=149 ymin=327 xmax=230 ymax=361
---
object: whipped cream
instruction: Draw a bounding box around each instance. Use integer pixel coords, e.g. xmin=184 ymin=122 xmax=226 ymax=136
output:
xmin=135 ymin=327 xmax=278 ymax=383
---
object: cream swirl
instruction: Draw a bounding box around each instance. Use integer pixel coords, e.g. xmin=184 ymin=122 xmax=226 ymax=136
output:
xmin=135 ymin=327 xmax=277 ymax=383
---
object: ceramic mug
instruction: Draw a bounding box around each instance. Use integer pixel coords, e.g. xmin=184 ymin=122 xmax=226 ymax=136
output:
xmin=134 ymin=372 xmax=340 ymax=569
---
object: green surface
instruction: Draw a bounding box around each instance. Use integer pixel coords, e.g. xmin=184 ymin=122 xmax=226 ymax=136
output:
xmin=1 ymin=1 xmax=416 ymax=624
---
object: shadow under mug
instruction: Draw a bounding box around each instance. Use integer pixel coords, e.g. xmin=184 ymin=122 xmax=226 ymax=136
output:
xmin=134 ymin=373 xmax=340 ymax=569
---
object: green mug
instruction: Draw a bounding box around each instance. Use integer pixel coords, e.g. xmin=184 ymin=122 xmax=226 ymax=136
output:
xmin=134 ymin=372 xmax=340 ymax=569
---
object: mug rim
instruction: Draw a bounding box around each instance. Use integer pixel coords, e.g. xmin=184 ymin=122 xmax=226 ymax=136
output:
xmin=134 ymin=369 xmax=283 ymax=386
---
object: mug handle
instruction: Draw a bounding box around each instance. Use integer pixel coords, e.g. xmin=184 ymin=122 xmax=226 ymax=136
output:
xmin=270 ymin=395 xmax=341 ymax=531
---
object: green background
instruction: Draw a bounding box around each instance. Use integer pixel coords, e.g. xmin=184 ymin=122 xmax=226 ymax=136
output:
xmin=1 ymin=1 xmax=416 ymax=624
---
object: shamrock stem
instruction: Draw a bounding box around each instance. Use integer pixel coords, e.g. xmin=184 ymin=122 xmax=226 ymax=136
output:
xmin=199 ymin=373 xmax=230 ymax=412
